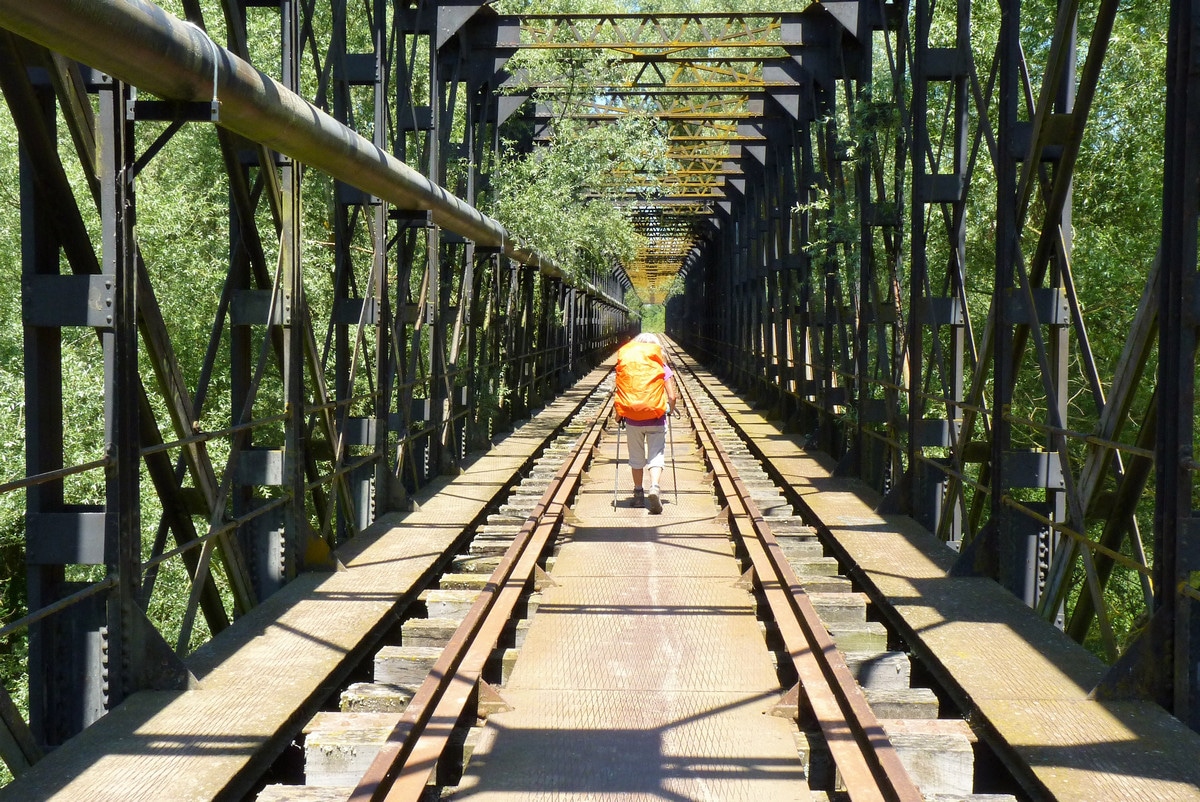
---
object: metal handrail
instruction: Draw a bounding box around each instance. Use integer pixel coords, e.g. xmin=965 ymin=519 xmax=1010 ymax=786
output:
xmin=0 ymin=0 xmax=626 ymax=312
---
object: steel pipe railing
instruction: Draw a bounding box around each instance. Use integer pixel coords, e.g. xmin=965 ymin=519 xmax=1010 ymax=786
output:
xmin=0 ymin=0 xmax=624 ymax=310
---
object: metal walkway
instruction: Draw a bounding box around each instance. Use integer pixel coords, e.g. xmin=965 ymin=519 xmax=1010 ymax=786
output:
xmin=0 ymin=370 xmax=609 ymax=802
xmin=450 ymin=420 xmax=807 ymax=800
xmin=684 ymin=358 xmax=1200 ymax=802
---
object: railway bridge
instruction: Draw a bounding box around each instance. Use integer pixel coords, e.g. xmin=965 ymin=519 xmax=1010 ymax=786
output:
xmin=0 ymin=0 xmax=1198 ymax=799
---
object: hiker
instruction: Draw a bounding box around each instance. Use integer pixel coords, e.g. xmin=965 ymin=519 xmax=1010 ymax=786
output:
xmin=614 ymin=332 xmax=677 ymax=513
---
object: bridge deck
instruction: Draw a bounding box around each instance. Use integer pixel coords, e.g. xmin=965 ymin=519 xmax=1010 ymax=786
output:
xmin=452 ymin=416 xmax=807 ymax=799
xmin=0 ymin=369 xmax=608 ymax=802
xmin=694 ymin=369 xmax=1200 ymax=802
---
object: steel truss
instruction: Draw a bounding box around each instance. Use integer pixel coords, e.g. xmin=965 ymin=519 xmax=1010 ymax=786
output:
xmin=664 ymin=0 xmax=1200 ymax=733
xmin=509 ymin=13 xmax=804 ymax=308
xmin=0 ymin=0 xmax=1197 ymax=781
xmin=0 ymin=0 xmax=629 ymax=765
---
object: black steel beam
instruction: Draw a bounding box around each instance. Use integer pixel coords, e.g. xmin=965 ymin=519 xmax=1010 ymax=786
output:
xmin=1152 ymin=0 xmax=1200 ymax=729
xmin=0 ymin=0 xmax=619 ymax=305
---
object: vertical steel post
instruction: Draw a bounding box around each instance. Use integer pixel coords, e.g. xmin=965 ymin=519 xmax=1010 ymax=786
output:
xmin=776 ymin=136 xmax=799 ymax=426
xmin=991 ymin=0 xmax=1036 ymax=604
xmin=749 ymin=175 xmax=767 ymax=398
xmin=566 ymin=286 xmax=578 ymax=379
xmin=852 ymin=69 xmax=874 ymax=483
xmin=21 ymin=63 xmax=102 ymax=748
xmin=1156 ymin=0 xmax=1200 ymax=729
xmin=99 ymin=75 xmax=140 ymax=711
xmin=330 ymin=0 xmax=353 ymax=537
xmin=280 ymin=0 xmax=304 ymax=582
xmin=1043 ymin=1 xmax=1076 ymax=617
xmin=499 ymin=261 xmax=519 ymax=427
xmin=230 ymin=0 xmax=298 ymax=596
xmin=906 ymin=0 xmax=970 ymax=544
xmin=459 ymin=79 xmax=487 ymax=453
xmin=423 ymin=25 xmax=447 ymax=476
xmin=228 ymin=0 xmax=259 ymax=591
xmin=945 ymin=0 xmax=970 ymax=547
xmin=817 ymin=102 xmax=842 ymax=457
xmin=515 ymin=266 xmax=534 ymax=419
xmin=372 ymin=0 xmax=396 ymax=514
xmin=721 ymin=209 xmax=736 ymax=373
xmin=795 ymin=116 xmax=816 ymax=437
xmin=764 ymin=122 xmax=787 ymax=417
xmin=908 ymin=0 xmax=931 ymax=515
xmin=20 ymin=65 xmax=58 ymax=749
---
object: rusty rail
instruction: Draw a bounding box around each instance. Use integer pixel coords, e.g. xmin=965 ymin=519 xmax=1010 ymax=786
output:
xmin=349 ymin=394 xmax=614 ymax=801
xmin=669 ymin=348 xmax=924 ymax=802
xmin=349 ymin=348 xmax=920 ymax=801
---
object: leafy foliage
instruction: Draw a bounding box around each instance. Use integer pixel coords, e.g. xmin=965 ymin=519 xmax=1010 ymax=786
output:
xmin=488 ymin=114 xmax=669 ymax=282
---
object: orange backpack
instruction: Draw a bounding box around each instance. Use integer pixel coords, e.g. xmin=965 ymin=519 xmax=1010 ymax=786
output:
xmin=614 ymin=341 xmax=668 ymax=421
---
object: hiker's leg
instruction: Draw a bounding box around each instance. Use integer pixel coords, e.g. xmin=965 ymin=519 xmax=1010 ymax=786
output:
xmin=627 ymin=426 xmax=649 ymax=488
xmin=646 ymin=425 xmax=666 ymax=487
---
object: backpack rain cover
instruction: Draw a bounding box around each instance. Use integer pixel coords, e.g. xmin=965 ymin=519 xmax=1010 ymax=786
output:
xmin=614 ymin=341 xmax=668 ymax=421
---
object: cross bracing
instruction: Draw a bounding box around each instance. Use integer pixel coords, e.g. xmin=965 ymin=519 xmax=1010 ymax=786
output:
xmin=0 ymin=0 xmax=1197 ymax=792
xmin=507 ymin=10 xmax=814 ymax=303
xmin=522 ymin=61 xmax=782 ymax=90
xmin=513 ymin=0 xmax=1200 ymax=739
xmin=510 ymin=12 xmax=793 ymax=55
xmin=562 ymin=95 xmax=764 ymax=119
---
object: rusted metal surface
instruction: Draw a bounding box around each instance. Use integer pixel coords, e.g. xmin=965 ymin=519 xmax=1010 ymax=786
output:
xmin=350 ymin=396 xmax=614 ymax=801
xmin=671 ymin=348 xmax=923 ymax=802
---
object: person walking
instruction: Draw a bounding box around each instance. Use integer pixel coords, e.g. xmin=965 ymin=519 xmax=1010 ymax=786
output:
xmin=614 ymin=333 xmax=677 ymax=514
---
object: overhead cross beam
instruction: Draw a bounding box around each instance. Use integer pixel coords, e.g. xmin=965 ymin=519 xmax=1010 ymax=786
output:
xmin=507 ymin=10 xmax=820 ymax=303
xmin=508 ymin=12 xmax=799 ymax=56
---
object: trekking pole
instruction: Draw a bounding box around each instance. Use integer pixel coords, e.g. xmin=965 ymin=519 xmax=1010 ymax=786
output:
xmin=612 ymin=416 xmax=622 ymax=508
xmin=667 ymin=408 xmax=679 ymax=506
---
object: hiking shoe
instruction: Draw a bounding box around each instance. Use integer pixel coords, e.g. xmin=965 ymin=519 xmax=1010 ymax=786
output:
xmin=632 ymin=487 xmax=645 ymax=508
xmin=646 ymin=484 xmax=662 ymax=514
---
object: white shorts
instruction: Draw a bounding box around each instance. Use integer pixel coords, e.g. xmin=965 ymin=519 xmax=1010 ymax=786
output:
xmin=625 ymin=422 xmax=666 ymax=470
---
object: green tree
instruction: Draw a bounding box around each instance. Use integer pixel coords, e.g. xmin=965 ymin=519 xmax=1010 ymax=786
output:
xmin=488 ymin=114 xmax=669 ymax=282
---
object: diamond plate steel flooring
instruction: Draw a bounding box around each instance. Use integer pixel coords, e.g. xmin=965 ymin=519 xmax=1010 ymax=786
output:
xmin=450 ymin=426 xmax=808 ymax=801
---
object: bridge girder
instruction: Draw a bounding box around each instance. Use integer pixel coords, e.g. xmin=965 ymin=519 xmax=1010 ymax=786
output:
xmin=0 ymin=0 xmax=1197 ymax=790
xmin=0 ymin=0 xmax=632 ymax=760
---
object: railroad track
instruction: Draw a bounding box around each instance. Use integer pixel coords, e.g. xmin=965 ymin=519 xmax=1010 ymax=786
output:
xmin=253 ymin=386 xmax=614 ymax=801
xmin=349 ymin=390 xmax=614 ymax=801
xmin=669 ymin=358 xmax=922 ymax=802
xmin=255 ymin=354 xmax=1014 ymax=802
